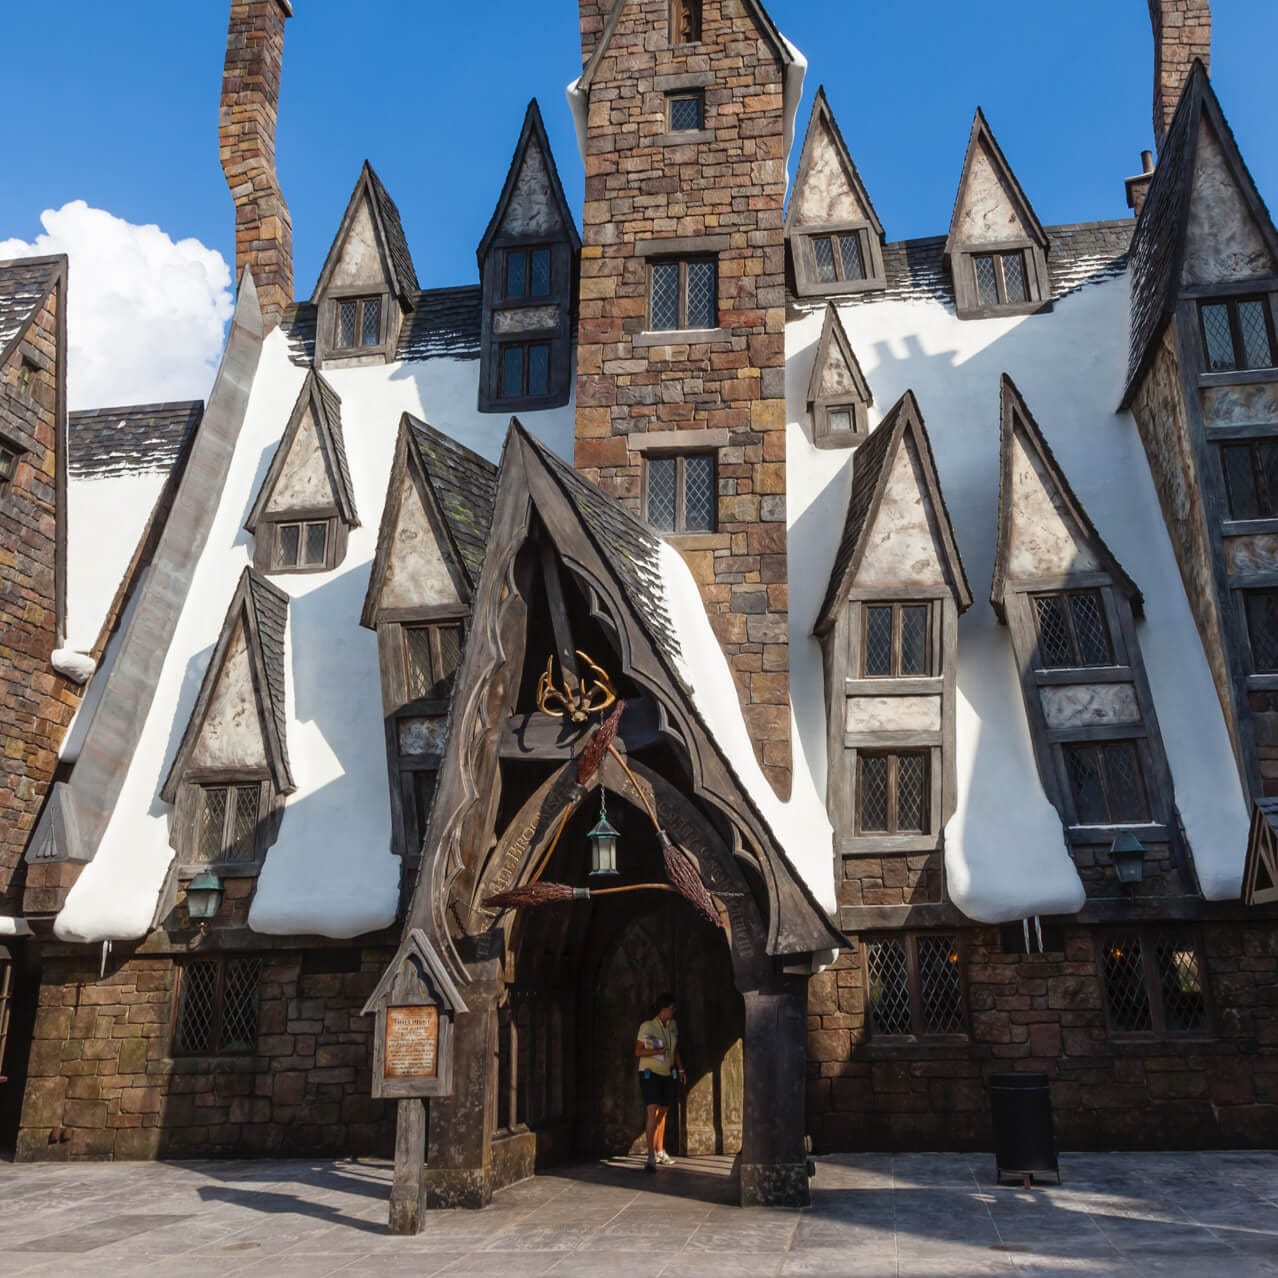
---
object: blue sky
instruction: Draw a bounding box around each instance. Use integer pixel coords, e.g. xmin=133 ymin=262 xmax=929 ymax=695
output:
xmin=4 ymin=0 xmax=1276 ymax=297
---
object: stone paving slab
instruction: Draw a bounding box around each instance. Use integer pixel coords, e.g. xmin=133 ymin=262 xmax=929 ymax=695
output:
xmin=0 ymin=1151 xmax=1274 ymax=1276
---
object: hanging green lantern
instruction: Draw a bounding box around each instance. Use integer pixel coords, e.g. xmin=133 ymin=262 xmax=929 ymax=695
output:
xmin=587 ymin=790 xmax=620 ymax=877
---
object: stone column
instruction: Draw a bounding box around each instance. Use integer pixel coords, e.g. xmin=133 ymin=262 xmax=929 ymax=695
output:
xmin=1149 ymin=0 xmax=1211 ymax=150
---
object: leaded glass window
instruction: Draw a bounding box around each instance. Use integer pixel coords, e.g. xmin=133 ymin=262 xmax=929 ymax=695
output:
xmin=1245 ymin=588 xmax=1278 ymax=672
xmin=274 ymin=519 xmax=330 ymax=571
xmin=644 ymin=452 xmax=716 ymax=533
xmin=1221 ymin=439 xmax=1278 ymax=520
xmin=194 ymin=784 xmax=260 ymax=865
xmin=333 ymin=295 xmax=383 ymax=350
xmin=504 ymin=247 xmax=552 ymax=300
xmin=1062 ymin=740 xmax=1150 ymax=825
xmin=971 ymin=251 xmax=1031 ymax=309
xmin=856 ymin=752 xmax=930 ymax=834
xmin=807 ymin=232 xmax=868 ymax=287
xmin=174 ymin=957 xmax=263 ymax=1057
xmin=861 ymin=602 xmax=932 ymax=677
xmin=649 ymin=258 xmax=717 ymax=331
xmin=668 ymin=92 xmax=704 ymax=132
xmin=865 ymin=934 xmax=966 ymax=1039
xmin=1099 ymin=931 xmax=1208 ymax=1037
xmin=1032 ymin=590 xmax=1114 ymax=669
xmin=1199 ymin=297 xmax=1276 ymax=373
xmin=498 ymin=342 xmax=552 ymax=399
xmin=403 ymin=622 xmax=465 ymax=703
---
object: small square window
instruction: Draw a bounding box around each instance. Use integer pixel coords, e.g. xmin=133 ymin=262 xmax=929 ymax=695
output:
xmin=404 ymin=622 xmax=465 ymax=703
xmin=1199 ymin=297 xmax=1276 ymax=374
xmin=274 ymin=519 xmax=330 ymax=571
xmin=864 ymin=934 xmax=966 ymax=1040
xmin=173 ymin=957 xmax=263 ymax=1057
xmin=1245 ymin=588 xmax=1278 ymax=672
xmin=856 ymin=752 xmax=930 ymax=834
xmin=504 ymin=247 xmax=552 ymax=300
xmin=194 ymin=783 xmax=261 ymax=865
xmin=498 ymin=341 xmax=552 ymax=400
xmin=645 ymin=452 xmax=716 ymax=534
xmin=334 ymin=296 xmax=383 ymax=350
xmin=862 ymin=603 xmax=932 ymax=678
xmin=1098 ymin=931 xmax=1208 ymax=1037
xmin=1062 ymin=740 xmax=1150 ymax=825
xmin=668 ymin=92 xmax=704 ymax=132
xmin=1221 ymin=439 xmax=1278 ymax=520
xmin=649 ymin=258 xmax=717 ymax=332
xmin=1031 ymin=590 xmax=1114 ymax=668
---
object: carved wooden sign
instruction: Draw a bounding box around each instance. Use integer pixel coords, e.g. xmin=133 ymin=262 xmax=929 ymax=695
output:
xmin=364 ymin=929 xmax=467 ymax=1099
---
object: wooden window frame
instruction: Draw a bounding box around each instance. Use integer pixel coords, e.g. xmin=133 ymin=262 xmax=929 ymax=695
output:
xmin=1220 ymin=437 xmax=1278 ymax=521
xmin=642 ymin=450 xmax=718 ymax=534
xmin=255 ymin=513 xmax=345 ymax=575
xmin=184 ymin=779 xmax=267 ymax=874
xmin=1030 ymin=588 xmax=1116 ymax=670
xmin=1059 ymin=739 xmax=1152 ymax=827
xmin=806 ymin=230 xmax=870 ymax=288
xmin=855 ymin=750 xmax=931 ymax=836
xmin=401 ymin=620 xmax=465 ymax=709
xmin=862 ymin=933 xmax=969 ymax=1042
xmin=0 ymin=438 xmax=19 ymax=496
xmin=331 ymin=293 xmax=385 ymax=353
xmin=647 ymin=256 xmax=718 ymax=332
xmin=790 ymin=219 xmax=886 ymax=298
xmin=273 ymin=517 xmax=333 ymax=573
xmin=670 ymin=0 xmax=702 ymax=44
xmin=667 ymin=90 xmax=705 ymax=133
xmin=1243 ymin=587 xmax=1278 ymax=674
xmin=497 ymin=340 xmax=553 ymax=402
xmin=1095 ymin=929 xmax=1213 ymax=1040
xmin=502 ymin=246 xmax=553 ymax=302
xmin=170 ymin=956 xmax=264 ymax=1059
xmin=1197 ymin=295 xmax=1278 ymax=374
xmin=952 ymin=241 xmax=1048 ymax=319
xmin=860 ymin=601 xmax=935 ymax=679
xmin=972 ymin=250 xmax=1030 ymax=307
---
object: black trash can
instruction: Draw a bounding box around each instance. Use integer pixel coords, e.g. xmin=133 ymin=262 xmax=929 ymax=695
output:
xmin=988 ymin=1072 xmax=1060 ymax=1187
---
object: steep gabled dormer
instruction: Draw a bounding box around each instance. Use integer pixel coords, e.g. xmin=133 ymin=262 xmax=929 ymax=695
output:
xmin=362 ymin=415 xmax=497 ymax=860
xmin=245 ymin=369 xmax=359 ymax=573
xmin=477 ymin=101 xmax=579 ymax=413
xmin=311 ymin=161 xmax=419 ymax=368
xmin=817 ymin=391 xmax=971 ymax=888
xmin=161 ymin=568 xmax=293 ymax=880
xmin=992 ymin=377 xmax=1187 ymax=896
xmin=806 ymin=305 xmax=873 ymax=448
xmin=786 ymin=87 xmax=886 ymax=298
xmin=945 ymin=110 xmax=1050 ymax=320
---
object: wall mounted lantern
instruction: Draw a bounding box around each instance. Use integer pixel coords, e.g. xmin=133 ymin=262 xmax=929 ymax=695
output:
xmin=588 ymin=791 xmax=620 ymax=877
xmin=185 ymin=870 xmax=225 ymax=924
xmin=1109 ymin=834 xmax=1147 ymax=887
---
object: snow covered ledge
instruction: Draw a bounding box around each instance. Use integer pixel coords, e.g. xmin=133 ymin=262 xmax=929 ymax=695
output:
xmin=52 ymin=649 xmax=97 ymax=685
xmin=0 ymin=916 xmax=33 ymax=938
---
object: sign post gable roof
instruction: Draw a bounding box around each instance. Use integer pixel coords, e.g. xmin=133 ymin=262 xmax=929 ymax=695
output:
xmin=309 ymin=161 xmax=419 ymax=309
xmin=160 ymin=566 xmax=293 ymax=802
xmin=244 ymin=369 xmax=359 ymax=533
xmin=805 ymin=305 xmax=872 ymax=410
xmin=1121 ymin=62 xmax=1278 ymax=407
xmin=477 ymin=99 xmax=581 ymax=262
xmin=785 ymin=86 xmax=884 ymax=241
xmin=817 ymin=391 xmax=973 ymax=633
xmin=362 ymin=926 xmax=469 ymax=1016
xmin=945 ymin=108 xmax=1049 ymax=259
xmin=991 ymin=375 xmax=1142 ymax=619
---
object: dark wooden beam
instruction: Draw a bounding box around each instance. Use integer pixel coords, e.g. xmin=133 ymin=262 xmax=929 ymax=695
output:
xmin=500 ymin=698 xmax=663 ymax=760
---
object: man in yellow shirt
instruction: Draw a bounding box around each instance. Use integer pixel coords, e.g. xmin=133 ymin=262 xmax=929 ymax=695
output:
xmin=635 ymin=992 xmax=683 ymax=1173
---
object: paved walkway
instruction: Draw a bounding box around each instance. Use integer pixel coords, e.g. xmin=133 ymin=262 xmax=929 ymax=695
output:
xmin=0 ymin=1151 xmax=1274 ymax=1276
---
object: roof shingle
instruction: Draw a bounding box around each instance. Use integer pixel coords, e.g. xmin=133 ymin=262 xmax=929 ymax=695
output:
xmin=69 ymin=402 xmax=204 ymax=479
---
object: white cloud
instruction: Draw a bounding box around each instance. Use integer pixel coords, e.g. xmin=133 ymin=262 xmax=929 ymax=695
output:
xmin=0 ymin=201 xmax=233 ymax=410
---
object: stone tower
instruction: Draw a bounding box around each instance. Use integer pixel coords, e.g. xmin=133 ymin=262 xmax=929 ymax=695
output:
xmin=220 ymin=0 xmax=294 ymax=329
xmin=572 ymin=0 xmax=796 ymax=796
xmin=1149 ymin=0 xmax=1211 ymax=149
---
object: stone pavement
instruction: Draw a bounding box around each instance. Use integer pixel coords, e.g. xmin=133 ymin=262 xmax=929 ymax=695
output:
xmin=0 ymin=1150 xmax=1274 ymax=1277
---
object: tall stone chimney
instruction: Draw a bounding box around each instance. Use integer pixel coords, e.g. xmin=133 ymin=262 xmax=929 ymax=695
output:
xmin=578 ymin=0 xmax=610 ymax=67
xmin=1149 ymin=0 xmax=1211 ymax=150
xmin=220 ymin=0 xmax=294 ymax=329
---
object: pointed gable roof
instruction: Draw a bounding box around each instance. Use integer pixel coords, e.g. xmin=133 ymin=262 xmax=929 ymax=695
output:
xmin=806 ymin=305 xmax=872 ymax=409
xmin=1121 ymin=62 xmax=1278 ymax=407
xmin=1243 ymin=800 xmax=1278 ymax=906
xmin=310 ymin=161 xmax=419 ymax=308
xmin=0 ymin=256 xmax=62 ymax=366
xmin=786 ymin=87 xmax=884 ymax=240
xmin=991 ymin=375 xmax=1142 ymax=619
xmin=945 ymin=109 xmax=1049 ymax=257
xmin=245 ymin=370 xmax=358 ymax=531
xmin=578 ymin=0 xmax=794 ymax=92
xmin=360 ymin=414 xmax=499 ymax=627
xmin=817 ymin=391 xmax=972 ymax=633
xmin=477 ymin=99 xmax=580 ymax=261
xmin=161 ymin=567 xmax=293 ymax=801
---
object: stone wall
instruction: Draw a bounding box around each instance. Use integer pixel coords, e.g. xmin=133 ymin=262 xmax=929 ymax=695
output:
xmin=0 ymin=279 xmax=78 ymax=912
xmin=806 ymin=920 xmax=1278 ymax=1153
xmin=16 ymin=947 xmax=395 ymax=1161
xmin=1149 ymin=0 xmax=1212 ymax=149
xmin=220 ymin=0 xmax=294 ymax=329
xmin=573 ymin=0 xmax=792 ymax=795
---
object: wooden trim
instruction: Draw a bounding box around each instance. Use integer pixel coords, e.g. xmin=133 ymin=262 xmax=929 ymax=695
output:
xmin=844 ymin=677 xmax=944 ymax=697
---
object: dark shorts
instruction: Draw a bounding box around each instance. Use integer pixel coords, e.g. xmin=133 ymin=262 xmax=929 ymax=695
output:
xmin=639 ymin=1070 xmax=675 ymax=1109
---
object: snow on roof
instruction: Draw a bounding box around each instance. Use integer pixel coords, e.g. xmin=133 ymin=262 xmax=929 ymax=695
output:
xmin=786 ymin=265 xmax=1247 ymax=922
xmin=54 ymin=333 xmax=575 ymax=944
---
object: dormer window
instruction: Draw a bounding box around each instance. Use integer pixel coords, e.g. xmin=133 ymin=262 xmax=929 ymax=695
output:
xmin=671 ymin=0 xmax=702 ymax=44
xmin=499 ymin=342 xmax=551 ymax=401
xmin=973 ymin=251 xmax=1029 ymax=307
xmin=274 ymin=518 xmax=333 ymax=572
xmin=668 ymin=91 xmax=704 ymax=132
xmin=1032 ymin=590 xmax=1114 ymax=668
xmin=1221 ymin=439 xmax=1278 ymax=519
xmin=862 ymin=603 xmax=933 ymax=678
xmin=811 ymin=232 xmax=867 ymax=286
xmin=335 ymin=294 xmax=384 ymax=351
xmin=404 ymin=622 xmax=464 ymax=703
xmin=1199 ymin=296 xmax=1276 ymax=373
xmin=195 ymin=782 xmax=263 ymax=866
xmin=504 ymin=247 xmax=552 ymax=300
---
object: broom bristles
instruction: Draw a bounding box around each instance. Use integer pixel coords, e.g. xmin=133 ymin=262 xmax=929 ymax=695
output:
xmin=483 ymin=881 xmax=580 ymax=910
xmin=661 ymin=836 xmax=721 ymax=928
xmin=577 ymin=699 xmax=625 ymax=784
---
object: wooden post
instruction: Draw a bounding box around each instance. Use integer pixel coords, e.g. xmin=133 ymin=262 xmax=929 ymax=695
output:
xmin=388 ymin=1098 xmax=427 ymax=1234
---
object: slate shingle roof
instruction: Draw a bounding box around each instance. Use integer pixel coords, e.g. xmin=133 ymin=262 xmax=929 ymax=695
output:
xmin=68 ymin=402 xmax=204 ymax=479
xmin=0 ymin=257 xmax=59 ymax=364
xmin=406 ymin=414 xmax=498 ymax=588
xmin=366 ymin=164 xmax=420 ymax=301
xmin=313 ymin=374 xmax=359 ymax=525
xmin=246 ymin=570 xmax=292 ymax=786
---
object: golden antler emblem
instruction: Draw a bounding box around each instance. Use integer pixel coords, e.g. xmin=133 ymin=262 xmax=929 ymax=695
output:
xmin=536 ymin=650 xmax=618 ymax=724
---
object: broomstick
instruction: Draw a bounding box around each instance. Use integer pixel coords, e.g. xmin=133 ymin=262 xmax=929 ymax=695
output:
xmin=484 ymin=881 xmax=676 ymax=910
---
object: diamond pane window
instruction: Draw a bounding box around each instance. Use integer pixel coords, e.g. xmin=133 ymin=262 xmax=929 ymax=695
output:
xmin=227 ymin=786 xmax=259 ymax=862
xmin=527 ymin=344 xmax=550 ymax=397
xmin=360 ymin=297 xmax=381 ymax=346
xmin=1002 ymin=252 xmax=1028 ymax=303
xmin=650 ymin=262 xmax=681 ymax=330
xmin=274 ymin=520 xmax=330 ymax=571
xmin=918 ymin=936 xmax=964 ymax=1034
xmin=404 ymin=622 xmax=465 ymax=702
xmin=505 ymin=250 xmax=527 ymax=299
xmin=669 ymin=93 xmax=704 ymax=132
xmin=437 ymin=625 xmax=463 ymax=682
xmin=839 ymin=234 xmax=866 ymax=282
xmin=303 ymin=521 xmax=328 ymax=567
xmin=901 ymin=606 xmax=929 ymax=676
xmin=277 ymin=523 xmax=301 ymax=568
xmin=1105 ymin=742 xmax=1149 ymax=824
xmin=1100 ymin=931 xmax=1210 ymax=1037
xmin=896 ymin=754 xmax=928 ymax=832
xmin=1063 ymin=741 xmax=1150 ymax=825
xmin=858 ymin=755 xmax=889 ymax=832
xmin=1199 ymin=296 xmax=1276 ymax=373
xmin=337 ymin=300 xmax=358 ymax=348
xmin=333 ymin=296 xmax=383 ymax=351
xmin=974 ymin=255 xmax=999 ymax=306
xmin=498 ymin=343 xmax=551 ymax=400
xmin=194 ymin=784 xmax=262 ymax=866
xmin=861 ymin=602 xmax=933 ymax=677
xmin=1032 ymin=590 xmax=1113 ymax=668
xmin=530 ymin=249 xmax=551 ymax=298
xmin=1245 ymin=589 xmax=1278 ymax=672
xmin=863 ymin=606 xmax=894 ymax=677
xmin=650 ymin=258 xmax=716 ymax=331
xmin=812 ymin=236 xmax=837 ymax=284
xmin=1222 ymin=440 xmax=1278 ymax=520
xmin=500 ymin=346 xmax=524 ymax=398
xmin=858 ymin=752 xmax=930 ymax=835
xmin=686 ymin=260 xmax=717 ymax=329
xmin=865 ymin=939 xmax=912 ymax=1036
xmin=645 ymin=452 xmax=715 ymax=534
xmin=174 ymin=957 xmax=263 ymax=1057
xmin=198 ymin=788 xmax=228 ymax=863
xmin=504 ymin=247 xmax=552 ymax=300
xmin=1064 ymin=744 xmax=1107 ymax=825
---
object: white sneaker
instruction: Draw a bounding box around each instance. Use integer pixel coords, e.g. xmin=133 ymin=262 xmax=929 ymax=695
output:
xmin=655 ymin=1151 xmax=676 ymax=1166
